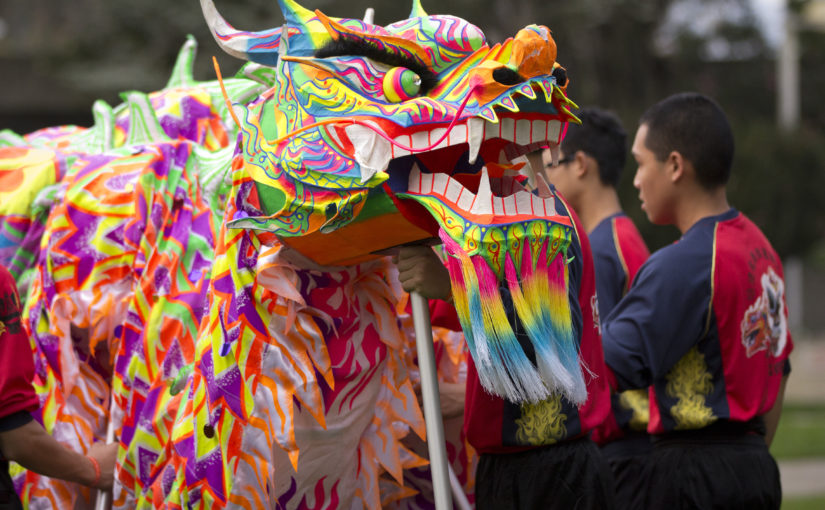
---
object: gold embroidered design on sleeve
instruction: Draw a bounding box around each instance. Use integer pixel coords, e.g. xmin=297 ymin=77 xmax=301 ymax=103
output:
xmin=666 ymin=346 xmax=717 ymax=430
xmin=515 ymin=394 xmax=568 ymax=445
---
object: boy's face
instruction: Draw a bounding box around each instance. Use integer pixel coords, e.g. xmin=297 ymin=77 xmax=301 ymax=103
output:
xmin=541 ymin=148 xmax=578 ymax=204
xmin=632 ymin=124 xmax=674 ymax=225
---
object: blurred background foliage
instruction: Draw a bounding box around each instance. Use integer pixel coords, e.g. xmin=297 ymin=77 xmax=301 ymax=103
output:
xmin=1 ymin=0 xmax=823 ymax=257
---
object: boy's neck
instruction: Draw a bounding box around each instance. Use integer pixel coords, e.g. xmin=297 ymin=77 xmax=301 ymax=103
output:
xmin=577 ymin=185 xmax=623 ymax=235
xmin=674 ymin=186 xmax=730 ymax=234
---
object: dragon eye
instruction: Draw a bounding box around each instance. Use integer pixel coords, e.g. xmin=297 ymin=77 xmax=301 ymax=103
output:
xmin=382 ymin=67 xmax=421 ymax=102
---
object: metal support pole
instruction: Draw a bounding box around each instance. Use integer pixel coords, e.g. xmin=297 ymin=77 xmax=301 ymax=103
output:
xmin=94 ymin=401 xmax=115 ymax=510
xmin=410 ymin=292 xmax=453 ymax=510
xmin=784 ymin=256 xmax=804 ymax=333
xmin=778 ymin=9 xmax=800 ymax=132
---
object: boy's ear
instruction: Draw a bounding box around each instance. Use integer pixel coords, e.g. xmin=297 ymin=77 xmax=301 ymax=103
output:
xmin=667 ymin=150 xmax=687 ymax=183
xmin=573 ymin=150 xmax=589 ymax=178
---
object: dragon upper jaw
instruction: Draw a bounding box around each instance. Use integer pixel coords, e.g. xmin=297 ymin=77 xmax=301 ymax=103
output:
xmin=390 ymin=116 xmax=563 ymax=164
xmin=342 ymin=114 xmax=563 ymax=184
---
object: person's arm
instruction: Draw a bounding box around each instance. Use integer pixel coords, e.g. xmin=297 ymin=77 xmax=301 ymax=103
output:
xmin=437 ymin=381 xmax=466 ymax=419
xmin=764 ymin=374 xmax=788 ymax=448
xmin=0 ymin=416 xmax=117 ymax=490
xmin=601 ymin=247 xmax=712 ymax=390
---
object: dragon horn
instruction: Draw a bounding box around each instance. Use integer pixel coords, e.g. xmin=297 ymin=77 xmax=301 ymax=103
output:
xmin=410 ymin=0 xmax=428 ymax=18
xmin=277 ymin=0 xmax=316 ymax=29
xmin=200 ymin=0 xmax=283 ymax=66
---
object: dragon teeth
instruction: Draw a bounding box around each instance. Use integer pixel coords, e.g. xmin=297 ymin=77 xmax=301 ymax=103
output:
xmin=500 ymin=118 xmax=515 ymax=142
xmin=515 ymin=191 xmax=534 ymax=215
xmin=548 ymin=143 xmax=561 ymax=166
xmin=535 ymin=173 xmax=553 ymax=198
xmin=444 ymin=177 xmax=463 ymax=202
xmin=467 ymin=117 xmax=484 ymax=164
xmin=532 ymin=119 xmax=548 ymax=141
xmin=345 ymin=123 xmax=391 ymax=183
xmin=391 ymin=134 xmax=411 ymax=158
xmin=409 ymin=164 xmax=557 ymax=219
xmin=515 ymin=119 xmax=531 ymax=146
xmin=448 ymin=126 xmax=467 ymax=146
xmin=411 ymin=131 xmax=429 ymax=151
xmin=394 ymin=117 xmax=562 ymax=167
xmin=430 ymin=127 xmax=449 ymax=150
xmin=547 ymin=120 xmax=561 ymax=142
xmin=470 ymin=167 xmax=493 ymax=215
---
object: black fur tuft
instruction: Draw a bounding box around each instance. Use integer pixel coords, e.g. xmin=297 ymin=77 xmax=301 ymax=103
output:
xmin=315 ymin=37 xmax=438 ymax=95
xmin=492 ymin=67 xmax=524 ymax=86
xmin=551 ymin=66 xmax=568 ymax=88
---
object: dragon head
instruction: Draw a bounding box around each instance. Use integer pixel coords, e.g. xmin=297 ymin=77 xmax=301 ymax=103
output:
xmin=204 ymin=0 xmax=585 ymax=404
xmin=204 ymin=0 xmax=576 ymax=260
xmin=741 ymin=267 xmax=788 ymax=358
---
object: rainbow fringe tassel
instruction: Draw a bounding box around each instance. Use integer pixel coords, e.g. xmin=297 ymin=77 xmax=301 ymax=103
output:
xmin=439 ymin=228 xmax=586 ymax=405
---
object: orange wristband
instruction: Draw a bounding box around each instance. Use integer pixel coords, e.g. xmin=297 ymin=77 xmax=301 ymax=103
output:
xmin=86 ymin=455 xmax=101 ymax=488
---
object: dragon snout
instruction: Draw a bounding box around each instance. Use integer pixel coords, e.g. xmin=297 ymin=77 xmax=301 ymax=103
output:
xmin=507 ymin=25 xmax=558 ymax=80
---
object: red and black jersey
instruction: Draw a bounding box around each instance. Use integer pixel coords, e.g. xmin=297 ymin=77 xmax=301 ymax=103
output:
xmin=588 ymin=213 xmax=650 ymax=445
xmin=461 ymin=191 xmax=612 ymax=454
xmin=603 ymin=209 xmax=792 ymax=434
xmin=0 ymin=265 xmax=38 ymax=430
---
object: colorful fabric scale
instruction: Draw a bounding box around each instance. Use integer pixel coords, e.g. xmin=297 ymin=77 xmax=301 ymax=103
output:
xmin=136 ymin=187 xmax=427 ymax=507
xmin=4 ymin=38 xmax=263 ymax=509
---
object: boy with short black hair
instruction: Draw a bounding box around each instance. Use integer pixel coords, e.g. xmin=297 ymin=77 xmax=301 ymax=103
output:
xmin=602 ymin=92 xmax=791 ymax=509
xmin=543 ymin=107 xmax=651 ymax=510
xmin=543 ymin=107 xmax=650 ymax=319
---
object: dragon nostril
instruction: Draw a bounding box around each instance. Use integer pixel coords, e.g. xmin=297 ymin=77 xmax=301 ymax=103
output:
xmin=493 ymin=67 xmax=524 ymax=86
xmin=552 ymin=66 xmax=568 ymax=87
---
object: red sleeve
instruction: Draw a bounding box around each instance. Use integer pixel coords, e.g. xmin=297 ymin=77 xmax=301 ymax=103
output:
xmin=428 ymin=299 xmax=461 ymax=331
xmin=0 ymin=266 xmax=39 ymax=423
xmin=615 ymin=216 xmax=650 ymax=290
xmin=563 ymin=201 xmax=613 ymax=434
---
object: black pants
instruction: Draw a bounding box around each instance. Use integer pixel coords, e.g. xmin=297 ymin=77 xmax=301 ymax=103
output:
xmin=602 ymin=434 xmax=652 ymax=510
xmin=476 ymin=436 xmax=616 ymax=510
xmin=0 ymin=462 xmax=23 ymax=510
xmin=645 ymin=433 xmax=781 ymax=510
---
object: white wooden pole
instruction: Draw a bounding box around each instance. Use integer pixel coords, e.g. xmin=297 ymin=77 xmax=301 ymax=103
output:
xmin=94 ymin=399 xmax=115 ymax=510
xmin=448 ymin=463 xmax=472 ymax=510
xmin=410 ymin=292 xmax=453 ymax=510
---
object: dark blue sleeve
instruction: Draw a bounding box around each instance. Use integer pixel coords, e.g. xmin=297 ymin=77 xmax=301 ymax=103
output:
xmin=0 ymin=410 xmax=32 ymax=432
xmin=601 ymin=243 xmax=713 ymax=390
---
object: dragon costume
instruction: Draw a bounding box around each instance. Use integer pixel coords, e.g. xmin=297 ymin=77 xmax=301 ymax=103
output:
xmin=0 ymin=0 xmax=585 ymax=507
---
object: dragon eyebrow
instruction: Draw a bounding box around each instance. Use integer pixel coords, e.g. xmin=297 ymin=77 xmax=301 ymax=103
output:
xmin=315 ymin=37 xmax=438 ymax=94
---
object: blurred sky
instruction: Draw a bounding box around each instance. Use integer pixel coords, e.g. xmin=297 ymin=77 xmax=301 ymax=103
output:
xmin=752 ymin=0 xmax=784 ymax=46
xmin=658 ymin=0 xmax=785 ymax=58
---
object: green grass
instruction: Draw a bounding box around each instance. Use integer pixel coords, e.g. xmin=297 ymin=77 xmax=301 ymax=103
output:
xmin=771 ymin=404 xmax=825 ymax=460
xmin=782 ymin=495 xmax=825 ymax=510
